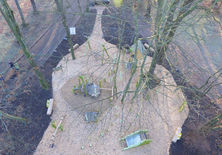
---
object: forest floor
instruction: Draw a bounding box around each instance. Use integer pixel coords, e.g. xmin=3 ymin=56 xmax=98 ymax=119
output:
xmin=0 ymin=0 xmax=57 ymax=69
xmin=0 ymin=8 xmax=96 ymax=154
xmin=0 ymin=0 xmax=86 ymax=74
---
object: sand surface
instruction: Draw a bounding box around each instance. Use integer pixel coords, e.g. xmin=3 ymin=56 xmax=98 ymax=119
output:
xmin=35 ymin=6 xmax=188 ymax=155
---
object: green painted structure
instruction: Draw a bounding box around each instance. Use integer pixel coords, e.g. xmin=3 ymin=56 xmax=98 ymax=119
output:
xmin=120 ymin=130 xmax=152 ymax=150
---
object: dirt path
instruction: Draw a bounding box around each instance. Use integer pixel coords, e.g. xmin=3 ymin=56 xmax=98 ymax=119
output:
xmin=35 ymin=6 xmax=188 ymax=155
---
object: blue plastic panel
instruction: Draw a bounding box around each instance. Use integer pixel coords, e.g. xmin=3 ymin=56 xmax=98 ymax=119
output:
xmin=125 ymin=134 xmax=141 ymax=147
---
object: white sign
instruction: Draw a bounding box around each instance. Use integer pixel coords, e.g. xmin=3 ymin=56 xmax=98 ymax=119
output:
xmin=70 ymin=27 xmax=76 ymax=35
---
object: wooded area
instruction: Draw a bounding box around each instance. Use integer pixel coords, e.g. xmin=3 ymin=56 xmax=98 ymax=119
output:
xmin=0 ymin=0 xmax=221 ymax=154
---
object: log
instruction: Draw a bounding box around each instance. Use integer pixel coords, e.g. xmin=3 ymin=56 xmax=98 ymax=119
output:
xmin=68 ymin=44 xmax=79 ymax=52
xmin=49 ymin=115 xmax=66 ymax=148
xmin=47 ymin=99 xmax=54 ymax=115
xmin=144 ymin=43 xmax=154 ymax=52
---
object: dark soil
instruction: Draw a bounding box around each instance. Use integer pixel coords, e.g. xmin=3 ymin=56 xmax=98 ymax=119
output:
xmin=101 ymin=7 xmax=222 ymax=155
xmin=0 ymin=9 xmax=97 ymax=155
xmin=102 ymin=8 xmax=147 ymax=48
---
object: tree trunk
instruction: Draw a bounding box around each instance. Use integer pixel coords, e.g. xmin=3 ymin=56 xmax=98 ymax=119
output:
xmin=55 ymin=0 xmax=75 ymax=59
xmin=30 ymin=0 xmax=38 ymax=13
xmin=145 ymin=0 xmax=151 ymax=18
xmin=14 ymin=0 xmax=27 ymax=26
xmin=146 ymin=0 xmax=201 ymax=88
xmin=55 ymin=0 xmax=59 ymax=7
xmin=0 ymin=0 xmax=48 ymax=89
xmin=77 ymin=0 xmax=82 ymax=13
xmin=86 ymin=0 xmax=89 ymax=12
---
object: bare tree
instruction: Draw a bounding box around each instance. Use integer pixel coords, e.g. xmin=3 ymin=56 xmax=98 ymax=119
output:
xmin=55 ymin=0 xmax=75 ymax=60
xmin=14 ymin=0 xmax=27 ymax=26
xmin=145 ymin=0 xmax=151 ymax=18
xmin=118 ymin=0 xmax=222 ymax=134
xmin=30 ymin=0 xmax=38 ymax=13
xmin=0 ymin=0 xmax=49 ymax=89
xmin=130 ymin=0 xmax=205 ymax=98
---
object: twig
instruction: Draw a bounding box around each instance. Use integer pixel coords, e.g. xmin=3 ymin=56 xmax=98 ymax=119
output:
xmin=50 ymin=115 xmax=66 ymax=148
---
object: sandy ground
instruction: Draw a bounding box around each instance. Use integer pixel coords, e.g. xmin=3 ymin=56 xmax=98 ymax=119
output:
xmin=35 ymin=6 xmax=188 ymax=155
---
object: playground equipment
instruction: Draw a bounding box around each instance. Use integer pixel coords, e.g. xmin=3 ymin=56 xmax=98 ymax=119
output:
xmin=85 ymin=112 xmax=99 ymax=122
xmin=73 ymin=76 xmax=101 ymax=98
xmin=120 ymin=130 xmax=152 ymax=150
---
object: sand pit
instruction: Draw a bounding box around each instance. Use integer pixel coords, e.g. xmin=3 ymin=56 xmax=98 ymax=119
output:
xmin=61 ymin=76 xmax=113 ymax=113
xmin=35 ymin=6 xmax=189 ymax=155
